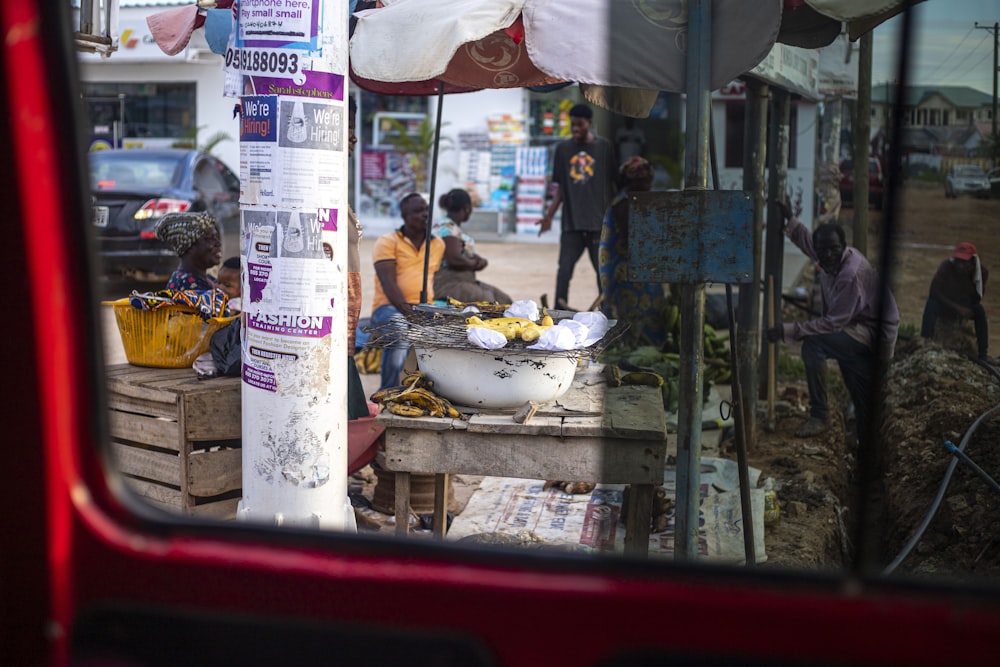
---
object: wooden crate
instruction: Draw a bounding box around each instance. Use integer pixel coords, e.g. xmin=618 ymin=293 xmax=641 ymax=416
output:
xmin=105 ymin=364 xmax=242 ymax=519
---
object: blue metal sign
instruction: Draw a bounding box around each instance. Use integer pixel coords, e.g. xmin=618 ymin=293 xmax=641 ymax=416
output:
xmin=628 ymin=190 xmax=754 ymax=284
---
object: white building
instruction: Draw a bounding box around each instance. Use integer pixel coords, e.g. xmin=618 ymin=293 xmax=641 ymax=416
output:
xmin=75 ymin=1 xmax=241 ymax=172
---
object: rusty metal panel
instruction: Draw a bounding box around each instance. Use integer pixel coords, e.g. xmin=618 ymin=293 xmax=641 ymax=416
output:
xmin=628 ymin=190 xmax=754 ymax=284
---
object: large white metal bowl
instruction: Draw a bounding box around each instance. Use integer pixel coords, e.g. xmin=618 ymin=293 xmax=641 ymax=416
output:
xmin=415 ymin=347 xmax=579 ymax=409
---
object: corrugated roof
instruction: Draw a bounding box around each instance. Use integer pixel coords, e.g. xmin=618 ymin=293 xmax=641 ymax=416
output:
xmin=873 ymin=83 xmax=993 ymax=109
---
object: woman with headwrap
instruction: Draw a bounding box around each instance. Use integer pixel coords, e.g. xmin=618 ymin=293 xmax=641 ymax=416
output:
xmin=598 ymin=156 xmax=669 ymax=348
xmin=154 ymin=211 xmax=223 ymax=292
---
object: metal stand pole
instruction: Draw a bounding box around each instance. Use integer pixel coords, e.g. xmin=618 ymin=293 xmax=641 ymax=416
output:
xmin=674 ymin=0 xmax=711 ymax=561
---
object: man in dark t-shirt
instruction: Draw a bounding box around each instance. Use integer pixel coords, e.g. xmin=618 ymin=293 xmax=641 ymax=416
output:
xmin=536 ymin=103 xmax=616 ymax=310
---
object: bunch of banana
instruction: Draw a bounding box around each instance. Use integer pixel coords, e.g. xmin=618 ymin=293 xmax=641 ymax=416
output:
xmin=466 ymin=313 xmax=555 ymax=343
xmin=369 ymin=370 xmax=463 ymax=419
xmin=702 ymin=324 xmax=732 ymax=385
xmin=447 ymin=296 xmax=512 ymax=311
xmin=655 ymin=300 xmax=733 ymax=386
xmin=661 ymin=301 xmax=681 ymax=334
xmin=354 ymin=347 xmax=382 ymax=374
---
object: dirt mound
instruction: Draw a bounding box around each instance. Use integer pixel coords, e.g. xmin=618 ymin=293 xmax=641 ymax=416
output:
xmin=880 ymin=339 xmax=1000 ymax=579
xmin=749 ymin=338 xmax=1000 ymax=579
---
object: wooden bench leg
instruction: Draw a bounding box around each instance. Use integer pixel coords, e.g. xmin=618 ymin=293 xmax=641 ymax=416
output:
xmin=394 ymin=471 xmax=411 ymax=537
xmin=433 ymin=473 xmax=449 ymax=540
xmin=624 ymin=483 xmax=653 ymax=558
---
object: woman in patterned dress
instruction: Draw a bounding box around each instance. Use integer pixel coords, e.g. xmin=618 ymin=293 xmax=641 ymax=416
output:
xmin=598 ymin=157 xmax=670 ymax=348
xmin=431 ymin=188 xmax=512 ymax=305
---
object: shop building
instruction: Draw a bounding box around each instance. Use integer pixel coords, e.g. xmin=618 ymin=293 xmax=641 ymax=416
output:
xmin=75 ymin=1 xmax=241 ymax=171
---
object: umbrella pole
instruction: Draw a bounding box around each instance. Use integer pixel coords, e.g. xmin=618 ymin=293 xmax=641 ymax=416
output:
xmin=420 ymin=81 xmax=446 ymax=304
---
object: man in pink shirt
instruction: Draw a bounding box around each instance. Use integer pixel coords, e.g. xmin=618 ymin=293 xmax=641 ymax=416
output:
xmin=766 ymin=203 xmax=899 ymax=443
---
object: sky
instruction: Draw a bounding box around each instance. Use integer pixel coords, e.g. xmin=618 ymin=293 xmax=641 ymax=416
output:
xmin=872 ymin=0 xmax=998 ymax=94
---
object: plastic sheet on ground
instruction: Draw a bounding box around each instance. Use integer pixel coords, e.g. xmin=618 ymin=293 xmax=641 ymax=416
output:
xmin=448 ymin=456 xmax=766 ymax=564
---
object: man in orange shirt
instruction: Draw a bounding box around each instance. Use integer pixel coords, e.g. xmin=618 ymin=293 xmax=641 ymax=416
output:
xmin=370 ymin=193 xmax=445 ymax=391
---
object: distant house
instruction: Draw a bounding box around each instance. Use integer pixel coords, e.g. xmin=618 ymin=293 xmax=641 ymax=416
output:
xmin=871 ymin=84 xmax=994 ymax=158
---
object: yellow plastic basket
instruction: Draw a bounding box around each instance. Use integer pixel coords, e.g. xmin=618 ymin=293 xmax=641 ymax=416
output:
xmin=104 ymin=298 xmax=237 ymax=369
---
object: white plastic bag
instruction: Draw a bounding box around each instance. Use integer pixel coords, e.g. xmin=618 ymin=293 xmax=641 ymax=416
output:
xmin=527 ymin=324 xmax=578 ymax=351
xmin=504 ymin=299 xmax=539 ymax=321
xmin=573 ymin=311 xmax=609 ymax=346
xmin=467 ymin=326 xmax=508 ymax=350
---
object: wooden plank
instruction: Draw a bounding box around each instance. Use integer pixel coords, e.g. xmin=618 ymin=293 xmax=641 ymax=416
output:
xmin=603 ymin=385 xmax=667 ymax=439
xmin=465 ymin=414 xmax=563 ymax=436
xmin=374 ymin=413 xmax=468 ymax=431
xmin=382 ymin=429 xmax=664 ymax=484
xmin=112 ymin=441 xmax=182 ymax=486
xmin=187 ymin=448 xmax=242 ymax=497
xmin=433 ymin=473 xmax=448 ymax=540
xmin=550 ymin=377 xmax=605 ymax=414
xmin=189 ymin=497 xmax=239 ymax=520
xmin=179 ymin=384 xmax=242 ymax=441
xmin=108 ymin=411 xmax=182 ymax=452
xmin=395 ymin=471 xmax=410 ymax=537
xmin=106 ymin=390 xmax=178 ymax=422
xmin=624 ymin=483 xmax=653 ymax=557
xmin=105 ymin=369 xmax=192 ymax=405
xmin=123 ymin=476 xmax=183 ymax=509
xmin=105 ymin=364 xmax=188 ymax=384
xmin=559 ymin=415 xmax=606 ymax=437
xmin=107 ymin=365 xmax=242 ymax=444
xmin=106 ymin=366 xmax=238 ymax=408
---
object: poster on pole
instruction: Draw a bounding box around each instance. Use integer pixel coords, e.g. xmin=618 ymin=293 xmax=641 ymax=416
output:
xmin=237 ymin=0 xmax=321 ymax=51
xmin=224 ymin=0 xmax=347 ymax=100
xmin=240 ymin=95 xmax=346 ymax=208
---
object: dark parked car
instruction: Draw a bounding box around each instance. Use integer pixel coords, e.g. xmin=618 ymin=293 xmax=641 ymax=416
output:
xmin=945 ymin=164 xmax=991 ymax=199
xmin=89 ymin=148 xmax=240 ymax=277
xmin=839 ymin=156 xmax=884 ymax=210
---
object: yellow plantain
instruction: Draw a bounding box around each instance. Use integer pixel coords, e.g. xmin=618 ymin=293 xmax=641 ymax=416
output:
xmin=398 ymin=387 xmax=442 ymax=409
xmin=384 ymin=401 xmax=425 ymax=417
xmin=401 ymin=370 xmax=430 ymax=388
xmin=664 ymin=304 xmax=679 ymax=332
xmin=541 ymin=314 xmax=554 ymax=327
xmin=520 ymin=323 xmax=551 ymax=343
xmin=369 ymin=385 xmax=407 ymax=404
xmin=520 ymin=323 xmax=541 ymax=342
xmin=482 ymin=317 xmax=534 ymax=329
xmin=399 ymin=387 xmax=463 ymax=419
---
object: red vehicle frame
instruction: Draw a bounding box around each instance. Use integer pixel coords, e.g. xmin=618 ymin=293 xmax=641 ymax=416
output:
xmin=3 ymin=3 xmax=1000 ymax=665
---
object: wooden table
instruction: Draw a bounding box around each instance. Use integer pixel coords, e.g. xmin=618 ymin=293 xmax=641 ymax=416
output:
xmin=375 ymin=364 xmax=667 ymax=556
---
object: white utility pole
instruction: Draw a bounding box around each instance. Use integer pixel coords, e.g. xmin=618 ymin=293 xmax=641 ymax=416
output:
xmin=233 ymin=0 xmax=354 ymax=530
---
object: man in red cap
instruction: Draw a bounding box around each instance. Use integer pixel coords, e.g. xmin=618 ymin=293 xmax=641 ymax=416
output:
xmin=921 ymin=242 xmax=992 ymax=362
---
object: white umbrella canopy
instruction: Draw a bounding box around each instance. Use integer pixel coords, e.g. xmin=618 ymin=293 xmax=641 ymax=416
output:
xmin=350 ymin=0 xmax=785 ymax=117
xmin=805 ymin=0 xmax=918 ymax=41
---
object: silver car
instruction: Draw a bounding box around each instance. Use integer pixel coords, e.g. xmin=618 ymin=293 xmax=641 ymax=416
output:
xmin=945 ymin=164 xmax=991 ymax=199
